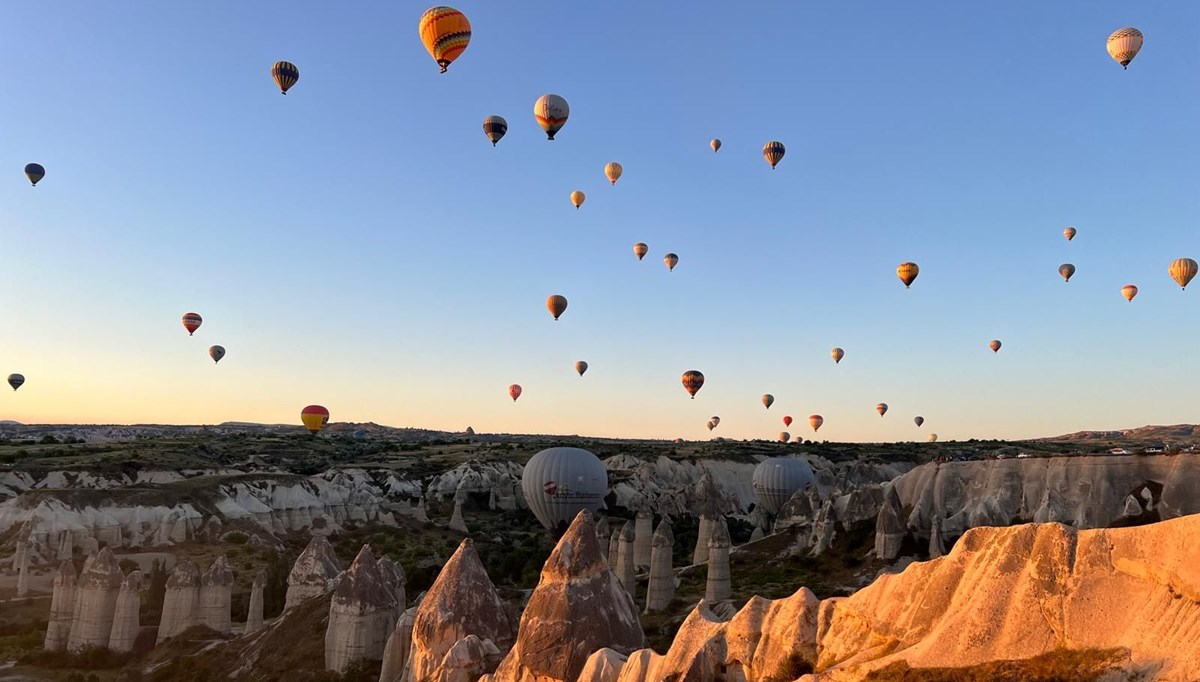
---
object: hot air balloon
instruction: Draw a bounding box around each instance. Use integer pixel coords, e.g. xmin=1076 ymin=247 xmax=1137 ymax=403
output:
xmin=209 ymin=345 xmax=226 ymax=364
xmin=570 ymin=191 xmax=585 ymax=209
xmin=762 ymin=141 xmax=785 ymax=169
xmin=706 ymin=420 xmax=716 ymax=431
xmin=1106 ymin=27 xmax=1143 ymax=69
xmin=605 ymin=162 xmax=623 ymax=185
xmin=521 ymin=447 xmax=608 ymax=533
xmin=928 ymin=433 xmax=938 ymax=443
xmin=989 ymin=339 xmax=1002 ymax=353
xmin=751 ymin=457 xmax=816 ymax=514
xmin=7 ymin=374 xmax=24 ymax=391
xmin=761 ymin=394 xmax=774 ymax=409
xmin=575 ymin=361 xmax=588 ymax=377
xmin=876 ymin=403 xmax=888 ymax=417
xmin=634 ymin=243 xmax=648 ymax=261
xmin=831 ymin=348 xmax=844 ymax=364
xmin=418 ymin=6 xmax=471 ymax=73
xmin=25 ymin=163 xmax=44 ymax=186
xmin=682 ymin=370 xmax=704 ymax=399
xmin=1060 ymin=264 xmax=1076 ymax=282
xmin=534 ymin=94 xmax=570 ymax=140
xmin=482 ymin=115 xmax=508 ymax=146
xmin=914 ymin=416 xmax=924 ymax=428
xmin=710 ymin=416 xmax=720 ymax=426
xmin=778 ymin=432 xmax=790 ymax=443
xmin=1169 ymin=258 xmax=1198 ymax=290
xmin=664 ymin=253 xmax=679 ymax=271
xmin=1122 ymin=284 xmax=1138 ymax=302
xmin=897 ymin=262 xmax=919 ymax=288
xmin=710 ymin=139 xmax=721 ymax=153
xmin=547 ymin=295 xmax=568 ymax=320
xmin=808 ymin=415 xmax=823 ymax=432
xmin=300 ymin=405 xmax=329 ymax=434
xmin=182 ymin=312 xmax=203 ymax=336
xmin=1064 ymin=227 xmax=1077 ymax=241
xmin=783 ymin=415 xmax=793 ymax=427
xmin=508 ymin=384 xmax=522 ymax=402
xmin=271 ymin=61 xmax=299 ymax=94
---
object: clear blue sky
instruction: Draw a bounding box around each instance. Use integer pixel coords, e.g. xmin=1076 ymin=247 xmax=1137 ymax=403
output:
xmin=1 ymin=3 xmax=1197 ymax=442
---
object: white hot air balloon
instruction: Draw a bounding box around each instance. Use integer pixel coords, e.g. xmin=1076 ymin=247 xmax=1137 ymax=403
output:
xmin=521 ymin=447 xmax=608 ymax=533
xmin=751 ymin=457 xmax=816 ymax=514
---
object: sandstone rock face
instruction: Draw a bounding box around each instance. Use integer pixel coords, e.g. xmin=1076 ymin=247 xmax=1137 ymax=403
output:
xmin=577 ymin=648 xmax=628 ymax=682
xmin=285 ymin=535 xmax=342 ymax=611
xmin=157 ymin=560 xmax=201 ymax=643
xmin=15 ymin=538 xmax=30 ymax=597
xmin=447 ymin=498 xmax=469 ymax=534
xmin=376 ymin=555 xmax=406 ymax=611
xmin=644 ymin=521 xmax=674 ymax=613
xmin=67 ymin=547 xmax=122 ymax=652
xmin=613 ymin=649 xmax=662 ymax=682
xmin=607 ymin=529 xmax=621 ymax=569
xmin=379 ymin=606 xmax=416 ymax=682
xmin=705 ymin=517 xmax=731 ymax=603
xmin=200 ymin=555 xmax=233 ymax=634
xmin=44 ymin=560 xmax=77 ymax=651
xmin=108 ymin=569 xmax=142 ymax=652
xmin=245 ymin=569 xmax=266 ymax=635
xmin=402 ymin=538 xmax=516 ymax=682
xmin=614 ymin=521 xmax=636 ymax=596
xmin=874 ymin=484 xmax=904 ymax=561
xmin=595 ymin=517 xmax=611 ymax=558
xmin=632 ymin=510 xmax=653 ymax=569
xmin=492 ymin=510 xmax=645 ymax=682
xmin=928 ymin=515 xmax=946 ymax=559
xmin=692 ymin=515 xmax=714 ymax=565
xmin=325 ymin=545 xmax=399 ymax=673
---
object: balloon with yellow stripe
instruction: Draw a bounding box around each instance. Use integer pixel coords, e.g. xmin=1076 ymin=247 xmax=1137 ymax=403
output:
xmin=419 ymin=6 xmax=471 ymax=73
xmin=300 ymin=405 xmax=330 ymax=435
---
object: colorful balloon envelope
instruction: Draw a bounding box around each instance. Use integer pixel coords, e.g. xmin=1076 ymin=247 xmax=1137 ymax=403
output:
xmin=989 ymin=339 xmax=1002 ymax=353
xmin=778 ymin=432 xmax=790 ymax=443
xmin=419 ymin=6 xmax=472 ymax=73
xmin=831 ymin=347 xmax=844 ymax=364
xmin=182 ymin=312 xmax=203 ymax=336
xmin=482 ymin=115 xmax=508 ymax=146
xmin=681 ymin=370 xmax=705 ymax=399
xmin=914 ymin=416 xmax=924 ymax=428
xmin=664 ymin=253 xmax=678 ymax=271
xmin=7 ymin=373 xmax=24 ymax=391
xmin=1063 ymin=227 xmax=1077 ymax=241
xmin=876 ymin=403 xmax=888 ymax=417
xmin=707 ymin=421 xmax=716 ymax=431
xmin=271 ymin=61 xmax=299 ymax=94
xmin=762 ymin=141 xmax=786 ymax=169
xmin=533 ymin=94 xmax=570 ymax=140
xmin=546 ymin=294 xmax=568 ymax=320
xmin=508 ymin=384 xmax=522 ymax=402
xmin=710 ymin=416 xmax=720 ymax=426
xmin=710 ymin=139 xmax=721 ymax=153
xmin=808 ymin=415 xmax=823 ymax=432
xmin=300 ymin=405 xmax=329 ymax=434
xmin=605 ymin=162 xmax=623 ymax=185
xmin=1122 ymin=284 xmax=1138 ymax=302
xmin=761 ymin=394 xmax=774 ymax=409
xmin=633 ymin=243 xmax=648 ymax=261
xmin=1106 ymin=27 xmax=1143 ymax=69
xmin=897 ymin=262 xmax=920 ymax=288
xmin=209 ymin=345 xmax=226 ymax=364
xmin=783 ymin=415 xmax=793 ymax=427
xmin=1060 ymin=263 xmax=1076 ymax=282
xmin=575 ymin=361 xmax=588 ymax=376
xmin=521 ymin=447 xmax=607 ymax=533
xmin=1168 ymin=258 xmax=1198 ymax=290
xmin=24 ymin=163 xmax=45 ymax=186
xmin=570 ymin=190 xmax=585 ymax=209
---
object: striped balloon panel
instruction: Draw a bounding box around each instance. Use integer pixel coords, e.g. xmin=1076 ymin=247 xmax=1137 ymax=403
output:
xmin=271 ymin=61 xmax=299 ymax=93
xmin=521 ymin=447 xmax=608 ymax=532
xmin=762 ymin=141 xmax=786 ymax=168
xmin=1106 ymin=27 xmax=1143 ymax=67
xmin=534 ymin=95 xmax=569 ymax=139
xmin=482 ymin=116 xmax=508 ymax=144
xmin=419 ymin=7 xmax=472 ymax=71
xmin=752 ymin=458 xmax=816 ymax=514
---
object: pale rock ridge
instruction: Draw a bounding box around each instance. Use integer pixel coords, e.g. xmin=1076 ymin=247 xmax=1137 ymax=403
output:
xmin=376 ymin=555 xmax=406 ymax=610
xmin=447 ymin=498 xmax=468 ymax=534
xmin=607 ymin=528 xmax=621 ymax=569
xmin=692 ymin=515 xmax=714 ymax=565
xmin=705 ymin=516 xmax=731 ymax=603
xmin=644 ymin=520 xmax=674 ymax=613
xmin=15 ymin=536 xmax=30 ymax=597
xmin=325 ymin=544 xmax=399 ymax=672
xmin=44 ymin=559 xmax=77 ymax=651
xmin=402 ymin=538 xmax=515 ymax=682
xmin=379 ymin=606 xmax=416 ymax=682
xmin=612 ymin=649 xmax=662 ymax=682
xmin=614 ymin=521 xmax=637 ymax=596
xmin=492 ymin=510 xmax=645 ymax=682
xmin=928 ymin=515 xmax=946 ymax=559
xmin=108 ymin=569 xmax=142 ymax=652
xmin=577 ymin=648 xmax=628 ymax=682
xmin=414 ymin=496 xmax=430 ymax=523
xmin=874 ymin=485 xmax=904 ymax=561
xmin=595 ymin=517 xmax=611 ymax=563
xmin=749 ymin=526 xmax=765 ymax=543
xmin=67 ymin=547 xmax=122 ymax=652
xmin=285 ymin=534 xmax=342 ymax=611
xmin=157 ymin=559 xmax=201 ymax=643
xmin=245 ymin=569 xmax=266 ymax=635
xmin=774 ymin=485 xmax=814 ymax=532
xmin=633 ymin=510 xmax=653 ymax=569
xmin=810 ymin=498 xmax=837 ymax=556
xmin=199 ymin=555 xmax=233 ymax=634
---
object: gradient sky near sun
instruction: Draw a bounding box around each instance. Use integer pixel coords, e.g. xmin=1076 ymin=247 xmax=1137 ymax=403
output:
xmin=1 ymin=3 xmax=1198 ymax=442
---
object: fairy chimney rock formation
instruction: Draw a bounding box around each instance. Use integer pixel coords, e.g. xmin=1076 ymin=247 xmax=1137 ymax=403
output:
xmin=644 ymin=521 xmax=675 ymax=613
xmin=157 ymin=559 xmax=201 ymax=643
xmin=68 ymin=548 xmax=123 ymax=652
xmin=15 ymin=539 xmax=30 ymax=597
xmin=379 ymin=606 xmax=416 ymax=682
xmin=108 ymin=569 xmax=143 ymax=652
xmin=245 ymin=569 xmax=266 ymax=635
xmin=377 ymin=555 xmax=407 ymax=610
xmin=285 ymin=535 xmax=342 ymax=611
xmin=414 ymin=496 xmax=430 ymax=524
xmin=929 ymin=515 xmax=947 ymax=559
xmin=492 ymin=510 xmax=646 ymax=682
xmin=607 ymin=529 xmax=621 ymax=569
xmin=402 ymin=537 xmax=516 ymax=682
xmin=448 ymin=498 xmax=469 ymax=534
xmin=615 ymin=521 xmax=637 ymax=596
xmin=705 ymin=517 xmax=731 ymax=603
xmin=633 ymin=510 xmax=653 ymax=569
xmin=325 ymin=544 xmax=399 ymax=673
xmin=874 ymin=484 xmax=905 ymax=561
xmin=200 ymin=555 xmax=234 ymax=634
xmin=44 ymin=560 xmax=77 ymax=651
xmin=595 ymin=518 xmax=611 ymax=562
xmin=692 ymin=516 xmax=715 ymax=565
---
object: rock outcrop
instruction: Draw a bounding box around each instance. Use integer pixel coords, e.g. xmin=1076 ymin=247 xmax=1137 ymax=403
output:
xmin=15 ymin=537 xmax=30 ymax=597
xmin=245 ymin=569 xmax=266 ymax=635
xmin=607 ymin=528 xmax=620 ymax=569
xmin=402 ymin=538 xmax=515 ymax=682
xmin=157 ymin=560 xmax=201 ymax=643
xmin=704 ymin=517 xmax=731 ymax=603
xmin=577 ymin=648 xmax=628 ymax=682
xmin=874 ymin=485 xmax=904 ymax=561
xmin=376 ymin=555 xmax=406 ymax=610
xmin=108 ymin=569 xmax=142 ymax=652
xmin=44 ymin=560 xmax=77 ymax=651
xmin=492 ymin=510 xmax=645 ymax=682
xmin=379 ymin=606 xmax=416 ymax=682
xmin=692 ymin=515 xmax=714 ymax=565
xmin=928 ymin=515 xmax=946 ymax=559
xmin=632 ymin=510 xmax=653 ymax=569
xmin=200 ymin=555 xmax=233 ymax=634
xmin=643 ymin=521 xmax=674 ymax=613
xmin=447 ymin=498 xmax=468 ymax=534
xmin=614 ymin=521 xmax=636 ymax=596
xmin=325 ymin=545 xmax=398 ymax=673
xmin=67 ymin=547 xmax=122 ymax=652
xmin=285 ymin=535 xmax=342 ymax=611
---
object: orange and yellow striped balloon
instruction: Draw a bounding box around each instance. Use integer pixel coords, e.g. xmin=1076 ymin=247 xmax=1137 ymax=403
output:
xmin=897 ymin=262 xmax=920 ymax=288
xmin=1106 ymin=27 xmax=1143 ymax=69
xmin=1121 ymin=284 xmax=1138 ymax=302
xmin=1168 ymin=258 xmax=1197 ymax=290
xmin=762 ymin=141 xmax=786 ymax=169
xmin=419 ymin=6 xmax=471 ymax=73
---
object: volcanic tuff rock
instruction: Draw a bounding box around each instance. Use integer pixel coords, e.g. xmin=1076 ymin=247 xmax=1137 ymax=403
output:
xmin=108 ymin=569 xmax=142 ymax=652
xmin=285 ymin=535 xmax=342 ymax=610
xmin=44 ymin=559 xmax=77 ymax=651
xmin=376 ymin=555 xmax=407 ymax=609
xmin=691 ymin=516 xmax=714 ymax=565
xmin=402 ymin=538 xmax=516 ymax=682
xmin=325 ymin=545 xmax=399 ymax=672
xmin=614 ymin=521 xmax=636 ymax=596
xmin=447 ymin=498 xmax=469 ymax=534
xmin=576 ymin=648 xmax=628 ymax=682
xmin=157 ymin=559 xmax=201 ymax=643
xmin=632 ymin=510 xmax=653 ymax=569
xmin=491 ymin=511 xmax=645 ymax=682
xmin=705 ymin=516 xmax=731 ymax=603
xmin=245 ymin=569 xmax=266 ymax=635
xmin=68 ymin=547 xmax=123 ymax=652
xmin=200 ymin=555 xmax=234 ymax=634
xmin=379 ymin=606 xmax=416 ymax=682
xmin=874 ymin=484 xmax=904 ymax=561
xmin=643 ymin=521 xmax=674 ymax=613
